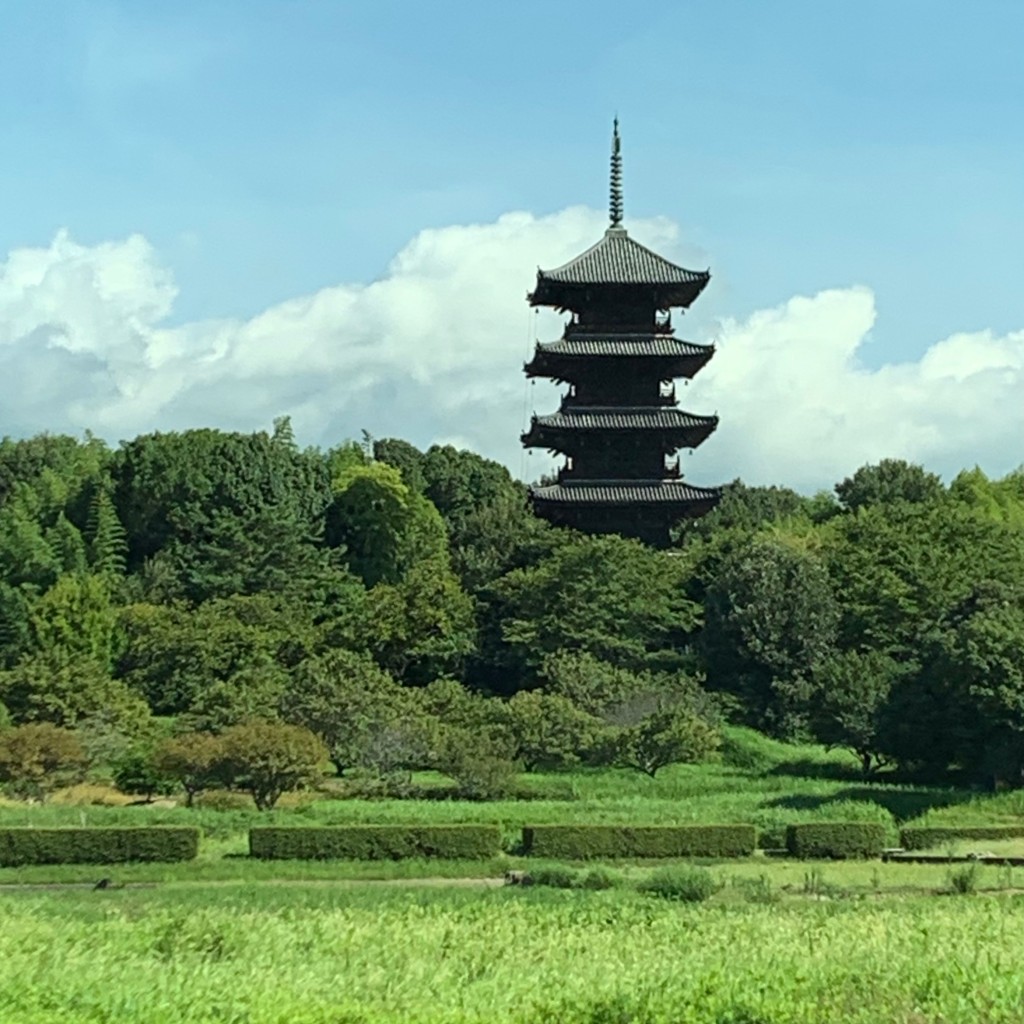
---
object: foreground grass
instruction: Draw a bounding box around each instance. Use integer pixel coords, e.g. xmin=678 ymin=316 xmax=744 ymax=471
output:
xmin=3 ymin=852 xmax=1018 ymax=894
xmin=2 ymin=883 xmax=1024 ymax=1023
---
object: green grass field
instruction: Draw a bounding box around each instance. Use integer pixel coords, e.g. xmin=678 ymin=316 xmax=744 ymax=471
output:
xmin=4 ymin=883 xmax=1024 ymax=1023
xmin=3 ymin=728 xmax=1024 ymax=1022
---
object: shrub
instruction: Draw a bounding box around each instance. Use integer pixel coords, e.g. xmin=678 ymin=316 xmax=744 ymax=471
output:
xmin=194 ymin=788 xmax=254 ymax=811
xmin=521 ymin=824 xmax=756 ymax=860
xmin=437 ymin=734 xmax=519 ymax=801
xmin=248 ymin=825 xmax=502 ymax=860
xmin=528 ymin=865 xmax=581 ymax=889
xmin=153 ymin=732 xmax=227 ymax=808
xmin=0 ymin=827 xmax=199 ymax=866
xmin=947 ymin=863 xmax=980 ymax=895
xmin=0 ymin=723 xmax=87 ymax=800
xmin=111 ymin=748 xmax=176 ymax=802
xmin=755 ymin=823 xmax=788 ymax=850
xmin=786 ymin=822 xmax=886 ymax=859
xmin=521 ymin=865 xmax=620 ymax=890
xmin=734 ymin=873 xmax=780 ymax=904
xmin=638 ymin=865 xmax=719 ymax=902
xmin=900 ymin=825 xmax=1024 ymax=851
xmin=502 ymin=690 xmax=600 ymax=771
xmin=578 ymin=866 xmax=618 ymax=890
xmin=610 ymin=704 xmax=720 ymax=778
xmin=220 ymin=720 xmax=328 ymax=810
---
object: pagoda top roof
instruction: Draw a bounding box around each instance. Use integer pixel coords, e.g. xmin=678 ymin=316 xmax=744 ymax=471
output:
xmin=529 ymin=120 xmax=710 ymax=309
xmin=533 ymin=228 xmax=709 ymax=291
xmin=530 ymin=479 xmax=721 ymax=506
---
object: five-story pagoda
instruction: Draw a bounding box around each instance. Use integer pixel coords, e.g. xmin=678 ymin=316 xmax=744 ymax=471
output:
xmin=522 ymin=121 xmax=722 ymax=546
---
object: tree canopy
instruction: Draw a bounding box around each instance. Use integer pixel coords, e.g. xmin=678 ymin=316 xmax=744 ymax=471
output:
xmin=1 ymin=425 xmax=1023 ymax=790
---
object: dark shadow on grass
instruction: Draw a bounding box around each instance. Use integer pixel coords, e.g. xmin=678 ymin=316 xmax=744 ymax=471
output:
xmin=762 ymin=786 xmax=967 ymax=822
xmin=768 ymin=758 xmax=866 ymax=783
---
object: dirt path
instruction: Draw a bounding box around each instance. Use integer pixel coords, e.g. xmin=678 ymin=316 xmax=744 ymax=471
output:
xmin=0 ymin=876 xmax=506 ymax=892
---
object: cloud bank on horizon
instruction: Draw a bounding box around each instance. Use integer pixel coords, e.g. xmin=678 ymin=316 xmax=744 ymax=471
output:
xmin=1 ymin=209 xmax=1021 ymax=494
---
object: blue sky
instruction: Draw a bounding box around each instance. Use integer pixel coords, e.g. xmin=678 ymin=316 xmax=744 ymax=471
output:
xmin=1 ymin=1 xmax=1022 ymax=488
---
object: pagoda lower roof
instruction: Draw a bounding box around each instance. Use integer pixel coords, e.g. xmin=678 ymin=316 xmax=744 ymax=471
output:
xmin=529 ymin=227 xmax=710 ymax=309
xmin=530 ymin=480 xmax=722 ymax=507
xmin=529 ymin=407 xmax=717 ymax=432
xmin=534 ymin=335 xmax=713 ymax=358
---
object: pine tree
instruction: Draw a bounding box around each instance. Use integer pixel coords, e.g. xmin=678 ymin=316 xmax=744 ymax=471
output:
xmin=45 ymin=513 xmax=87 ymax=574
xmin=86 ymin=490 xmax=128 ymax=578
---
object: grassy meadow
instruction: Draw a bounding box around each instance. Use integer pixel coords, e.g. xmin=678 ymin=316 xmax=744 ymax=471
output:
xmin=4 ymin=727 xmax=1024 ymax=1022
xmin=4 ymin=883 xmax=1024 ymax=1024
xmin=0 ymin=727 xmax=996 ymax=884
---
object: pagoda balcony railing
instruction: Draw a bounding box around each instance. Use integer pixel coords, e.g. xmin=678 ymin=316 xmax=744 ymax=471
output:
xmin=565 ymin=314 xmax=674 ymax=336
xmin=562 ymin=392 xmax=677 ymax=408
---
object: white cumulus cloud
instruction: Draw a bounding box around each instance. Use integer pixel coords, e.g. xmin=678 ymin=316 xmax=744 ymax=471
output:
xmin=1 ymin=212 xmax=1021 ymax=493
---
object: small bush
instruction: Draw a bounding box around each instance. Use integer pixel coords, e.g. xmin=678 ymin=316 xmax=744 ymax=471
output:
xmin=638 ymin=865 xmax=719 ymax=903
xmin=249 ymin=825 xmax=501 ymax=860
xmin=786 ymin=822 xmax=886 ymax=860
xmin=578 ymin=866 xmax=618 ymax=890
xmin=947 ymin=863 xmax=980 ymax=895
xmin=0 ymin=827 xmax=199 ymax=866
xmin=528 ymin=865 xmax=581 ymax=889
xmin=195 ymin=789 xmax=254 ymax=811
xmin=112 ymin=748 xmax=176 ymax=802
xmin=154 ymin=733 xmax=227 ymax=808
xmin=220 ymin=720 xmax=328 ymax=811
xmin=0 ymin=723 xmax=87 ymax=800
xmin=441 ymin=749 xmax=519 ymax=801
xmin=520 ymin=865 xmax=620 ymax=890
xmin=901 ymin=825 xmax=1024 ymax=851
xmin=734 ymin=873 xmax=780 ymax=904
xmin=522 ymin=824 xmax=756 ymax=860
xmin=755 ymin=823 xmax=788 ymax=850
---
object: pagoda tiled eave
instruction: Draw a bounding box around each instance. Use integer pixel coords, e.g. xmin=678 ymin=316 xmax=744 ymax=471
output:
xmin=524 ymin=334 xmax=714 ymax=380
xmin=529 ymin=227 xmax=710 ymax=311
xmin=531 ymin=479 xmax=722 ymax=508
xmin=521 ymin=407 xmax=718 ymax=452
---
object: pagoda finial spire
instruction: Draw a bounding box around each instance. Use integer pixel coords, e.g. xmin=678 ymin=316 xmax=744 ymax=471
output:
xmin=609 ymin=117 xmax=623 ymax=228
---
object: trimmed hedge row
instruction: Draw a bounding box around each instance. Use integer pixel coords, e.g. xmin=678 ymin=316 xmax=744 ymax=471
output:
xmin=786 ymin=822 xmax=886 ymax=860
xmin=249 ymin=825 xmax=502 ymax=860
xmin=521 ymin=825 xmax=757 ymax=859
xmin=0 ymin=827 xmax=200 ymax=866
xmin=900 ymin=825 xmax=1024 ymax=851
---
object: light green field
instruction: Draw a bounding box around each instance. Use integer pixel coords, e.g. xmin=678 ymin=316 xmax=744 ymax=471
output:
xmin=1 ymin=727 xmax=1016 ymax=886
xmin=3 ymin=883 xmax=1024 ymax=1024
xmin=3 ymin=730 xmax=1024 ymax=1022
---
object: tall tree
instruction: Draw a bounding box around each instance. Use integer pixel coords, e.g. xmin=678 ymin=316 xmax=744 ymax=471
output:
xmin=701 ymin=538 xmax=839 ymax=737
xmin=325 ymin=460 xmax=448 ymax=587
xmin=834 ymin=459 xmax=944 ymax=512
xmin=279 ymin=650 xmax=418 ymax=773
xmin=485 ymin=535 xmax=700 ymax=689
xmin=364 ymin=557 xmax=476 ymax=684
xmin=805 ymin=648 xmax=902 ymax=774
xmin=86 ymin=490 xmax=128 ymax=578
xmin=116 ymin=593 xmax=317 ymax=716
xmin=111 ymin=427 xmax=332 ymax=602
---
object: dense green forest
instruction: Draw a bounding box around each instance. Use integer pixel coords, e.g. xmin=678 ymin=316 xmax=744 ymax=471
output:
xmin=1 ymin=418 xmax=1023 ymax=800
